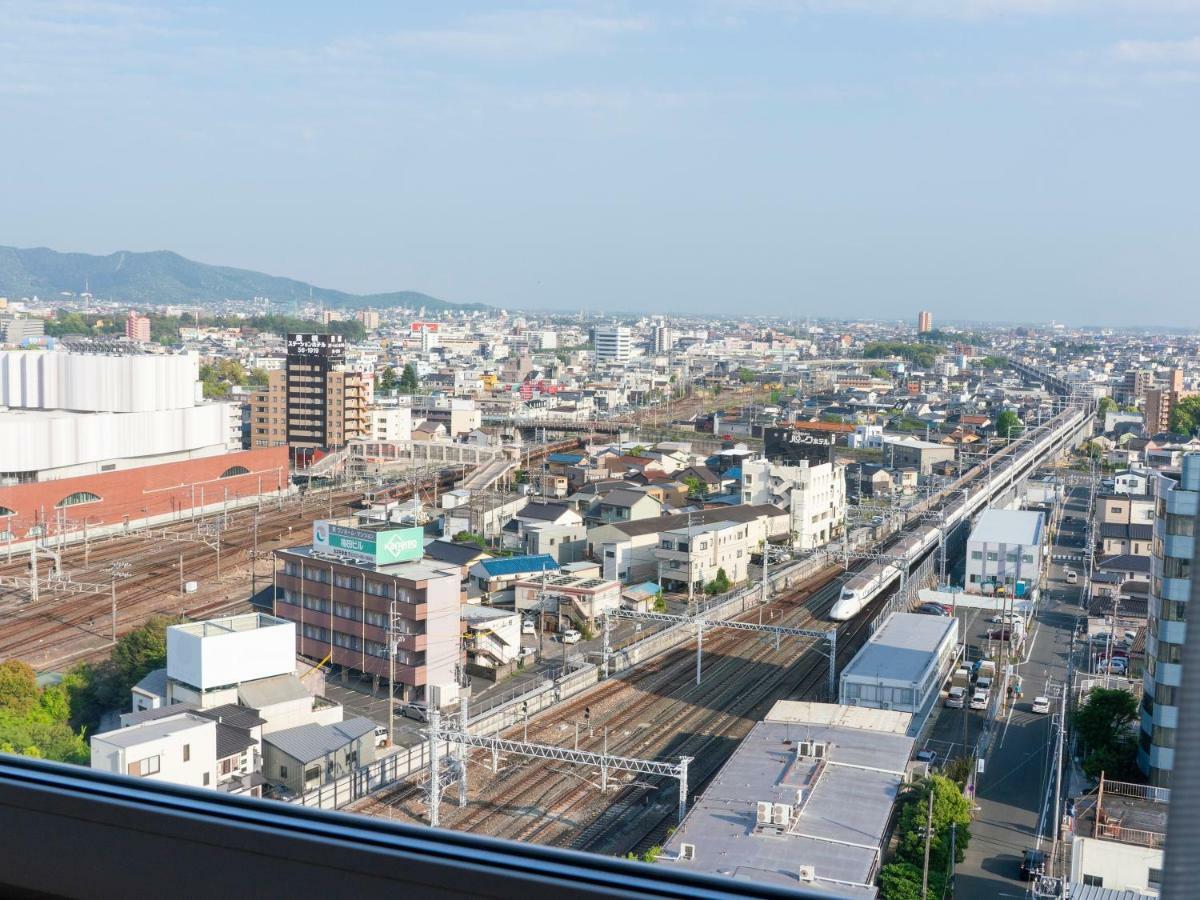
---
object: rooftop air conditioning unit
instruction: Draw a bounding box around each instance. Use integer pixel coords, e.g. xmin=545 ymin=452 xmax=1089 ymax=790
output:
xmin=680 ymin=843 xmax=696 ymax=861
xmin=756 ymin=801 xmax=773 ymax=826
xmin=772 ymin=803 xmax=792 ymax=826
xmin=798 ymin=865 xmax=816 ymax=883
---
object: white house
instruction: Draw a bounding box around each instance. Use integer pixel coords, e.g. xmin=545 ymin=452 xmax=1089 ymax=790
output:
xmin=965 ymin=508 xmax=1045 ymax=596
xmin=740 ymin=457 xmax=846 ymax=550
xmin=849 ymin=424 xmax=884 ymax=449
xmin=654 ymin=520 xmax=755 ymax=594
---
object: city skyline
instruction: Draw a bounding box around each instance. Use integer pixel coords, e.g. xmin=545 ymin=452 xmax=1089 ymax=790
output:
xmin=2 ymin=2 xmax=1199 ymax=325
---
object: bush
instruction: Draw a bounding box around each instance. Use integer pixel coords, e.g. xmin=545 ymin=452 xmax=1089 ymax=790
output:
xmin=704 ymin=568 xmax=732 ymax=596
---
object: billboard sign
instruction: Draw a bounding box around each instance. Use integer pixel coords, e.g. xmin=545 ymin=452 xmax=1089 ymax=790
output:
xmin=764 ymin=427 xmax=836 ymax=464
xmin=287 ymin=333 xmax=346 ymax=360
xmin=313 ymin=521 xmax=424 ymax=565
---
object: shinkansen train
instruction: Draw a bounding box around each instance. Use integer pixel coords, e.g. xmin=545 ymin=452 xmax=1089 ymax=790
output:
xmin=828 ymin=404 xmax=1086 ymax=621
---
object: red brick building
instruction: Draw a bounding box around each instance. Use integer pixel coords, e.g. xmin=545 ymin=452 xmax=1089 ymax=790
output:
xmin=0 ymin=447 xmax=289 ymax=540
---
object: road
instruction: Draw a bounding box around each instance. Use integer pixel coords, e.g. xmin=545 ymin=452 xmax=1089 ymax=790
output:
xmin=954 ymin=482 xmax=1089 ymax=898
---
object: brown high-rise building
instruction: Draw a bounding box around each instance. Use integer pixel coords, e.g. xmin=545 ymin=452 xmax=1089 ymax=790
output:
xmin=917 ymin=310 xmax=932 ymax=333
xmin=249 ymin=333 xmax=367 ymax=452
xmin=1144 ymin=368 xmax=1195 ymax=435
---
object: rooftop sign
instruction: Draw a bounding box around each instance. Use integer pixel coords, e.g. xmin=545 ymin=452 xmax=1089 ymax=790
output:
xmin=313 ymin=520 xmax=424 ymax=565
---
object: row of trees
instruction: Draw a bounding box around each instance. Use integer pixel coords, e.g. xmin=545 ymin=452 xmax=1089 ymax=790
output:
xmin=45 ymin=309 xmax=367 ymax=346
xmin=0 ymin=617 xmax=179 ymax=762
xmin=863 ymin=341 xmax=939 ymax=370
xmin=879 ymin=775 xmax=972 ymax=899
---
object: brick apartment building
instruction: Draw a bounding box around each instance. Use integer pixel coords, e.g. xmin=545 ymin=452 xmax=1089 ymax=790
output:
xmin=273 ymin=520 xmax=462 ymax=705
xmin=250 ymin=333 xmax=368 ymax=453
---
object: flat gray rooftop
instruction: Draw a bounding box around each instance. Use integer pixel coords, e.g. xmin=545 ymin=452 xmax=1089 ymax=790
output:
xmin=841 ymin=613 xmax=956 ymax=686
xmin=660 ymin=702 xmax=913 ymax=896
xmin=968 ymin=508 xmax=1043 ymax=546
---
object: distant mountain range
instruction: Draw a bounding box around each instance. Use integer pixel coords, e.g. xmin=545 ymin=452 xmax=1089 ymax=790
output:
xmin=0 ymin=245 xmax=482 ymax=311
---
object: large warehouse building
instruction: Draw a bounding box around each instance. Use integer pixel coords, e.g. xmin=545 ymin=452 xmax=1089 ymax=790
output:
xmin=0 ymin=347 xmax=288 ymax=543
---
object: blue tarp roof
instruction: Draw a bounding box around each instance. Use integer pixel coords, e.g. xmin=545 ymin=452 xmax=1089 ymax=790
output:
xmin=478 ymin=555 xmax=559 ymax=577
xmin=725 ymin=466 xmax=742 ymax=481
xmin=547 ymin=453 xmax=585 ymax=464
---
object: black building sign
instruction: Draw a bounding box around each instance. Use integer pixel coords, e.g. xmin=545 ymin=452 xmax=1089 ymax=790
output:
xmin=764 ymin=427 xmax=836 ymax=465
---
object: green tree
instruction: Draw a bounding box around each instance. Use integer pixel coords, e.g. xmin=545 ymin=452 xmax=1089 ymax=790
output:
xmin=995 ymin=410 xmax=1022 ymax=441
xmin=0 ymin=659 xmax=40 ymax=717
xmin=681 ymin=475 xmax=704 ymax=498
xmin=399 ymin=363 xmax=419 ymax=394
xmin=878 ymin=861 xmax=924 ymax=900
xmin=199 ymin=359 xmax=248 ymax=399
xmin=1097 ymin=396 xmax=1117 ymax=416
xmin=1073 ymin=688 xmax=1140 ymax=780
xmin=377 ymin=366 xmax=397 ymax=393
xmin=737 ymin=367 xmax=755 ymax=384
xmin=1169 ymin=395 xmax=1200 ymax=435
xmin=246 ymin=368 xmax=269 ymax=389
xmin=869 ymin=366 xmax=890 ymax=379
xmin=0 ymin=661 xmax=89 ymax=764
xmin=70 ymin=616 xmax=181 ymax=733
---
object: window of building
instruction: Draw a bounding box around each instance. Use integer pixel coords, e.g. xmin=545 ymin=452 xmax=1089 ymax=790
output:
xmin=55 ymin=491 xmax=101 ymax=508
xmin=219 ymin=466 xmax=250 ymax=478
xmin=971 ymin=551 xmax=982 ymax=560
xmin=986 ymin=552 xmax=998 ymax=562
xmin=203 ymin=772 xmax=210 ymax=786
xmin=0 ymin=506 xmax=15 ymax=518
xmin=128 ymin=755 xmax=161 ymax=777
xmin=220 ymin=758 xmax=233 ymax=776
xmin=1082 ymin=875 xmax=1103 ymax=887
xmin=1149 ymin=868 xmax=1163 ymax=889
xmin=304 ymin=766 xmax=321 ymax=786
xmin=1162 ymin=555 xmax=1191 ymax=580
xmin=183 ymin=745 xmax=190 ymax=763
xmin=280 ymin=766 xmax=288 ymax=779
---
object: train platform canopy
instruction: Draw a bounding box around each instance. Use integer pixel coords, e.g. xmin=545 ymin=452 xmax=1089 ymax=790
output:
xmin=660 ymin=701 xmax=913 ymax=896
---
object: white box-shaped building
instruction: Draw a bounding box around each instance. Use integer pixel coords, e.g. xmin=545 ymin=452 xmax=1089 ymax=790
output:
xmin=167 ymin=613 xmax=295 ymax=695
xmin=840 ymin=613 xmax=958 ymax=714
xmin=965 ymin=508 xmax=1045 ymax=596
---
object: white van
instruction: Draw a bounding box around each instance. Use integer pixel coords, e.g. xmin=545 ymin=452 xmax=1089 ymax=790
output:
xmin=1065 ymin=570 xmax=1078 ymax=584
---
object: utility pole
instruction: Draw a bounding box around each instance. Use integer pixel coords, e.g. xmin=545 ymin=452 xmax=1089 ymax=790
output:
xmin=30 ymin=540 xmax=38 ymax=606
xmin=921 ymin=785 xmax=935 ymax=899
xmin=1050 ymin=684 xmax=1066 ymax=876
xmin=427 ymin=705 xmax=441 ymax=828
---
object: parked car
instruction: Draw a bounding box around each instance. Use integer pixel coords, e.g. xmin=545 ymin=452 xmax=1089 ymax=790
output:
xmin=516 ymin=646 xmax=536 ymax=661
xmin=970 ymin=691 xmax=989 ymax=711
xmin=1065 ymin=570 xmax=1078 ymax=584
xmin=945 ymin=687 xmax=966 ymax=709
xmin=1020 ymin=849 xmax=1046 ymax=881
xmin=976 ymin=676 xmax=994 ymax=694
xmin=522 ymin=619 xmax=536 ymax=635
xmin=915 ymin=748 xmax=938 ymax=767
xmin=917 ymin=602 xmax=949 ymax=616
xmin=1031 ymin=696 xmax=1051 ymax=714
xmin=400 ymin=703 xmax=429 ymax=723
xmin=990 ymin=612 xmax=1017 ymax=625
xmin=373 ymin=725 xmax=389 ymax=748
xmin=987 ymin=628 xmax=1016 ymax=641
xmin=561 ymin=629 xmax=582 ymax=644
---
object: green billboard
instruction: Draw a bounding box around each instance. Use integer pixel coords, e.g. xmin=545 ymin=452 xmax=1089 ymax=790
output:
xmin=313 ymin=521 xmax=424 ymax=565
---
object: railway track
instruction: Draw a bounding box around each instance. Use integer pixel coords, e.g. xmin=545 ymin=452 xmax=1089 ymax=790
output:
xmin=352 ymin=566 xmax=855 ymax=836
xmin=0 ymin=439 xmax=585 ymax=671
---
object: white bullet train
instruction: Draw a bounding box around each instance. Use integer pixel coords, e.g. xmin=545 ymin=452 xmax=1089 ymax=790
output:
xmin=827 ymin=402 xmax=1087 ymax=621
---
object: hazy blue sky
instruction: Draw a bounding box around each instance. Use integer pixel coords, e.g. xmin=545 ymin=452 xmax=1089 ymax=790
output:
xmin=2 ymin=2 xmax=1198 ymax=325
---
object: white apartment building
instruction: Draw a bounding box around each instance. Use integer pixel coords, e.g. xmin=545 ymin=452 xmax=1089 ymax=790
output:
xmin=964 ymin=508 xmax=1045 ymax=596
xmin=594 ymin=325 xmax=632 ymax=363
xmin=740 ymin=457 xmax=846 ymax=550
xmin=654 ymin=520 xmax=753 ymax=594
xmin=370 ymin=405 xmax=413 ymax=442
